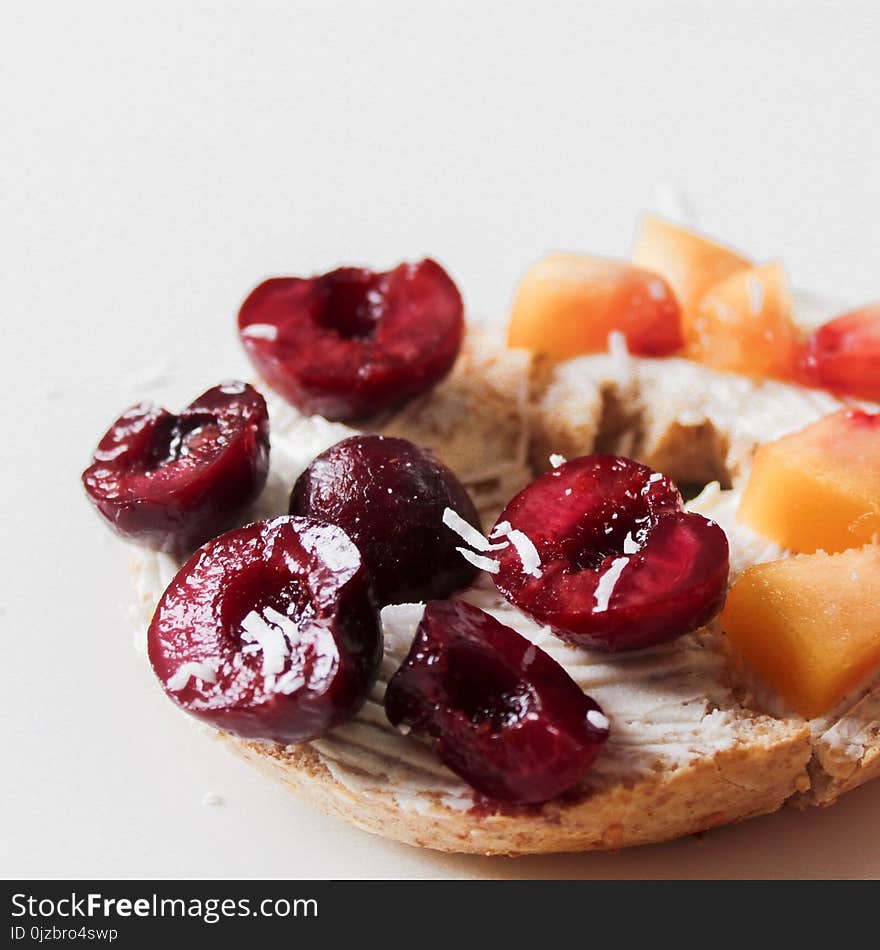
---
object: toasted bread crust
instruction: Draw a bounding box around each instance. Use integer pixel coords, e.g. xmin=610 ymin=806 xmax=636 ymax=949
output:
xmin=226 ymin=723 xmax=811 ymax=855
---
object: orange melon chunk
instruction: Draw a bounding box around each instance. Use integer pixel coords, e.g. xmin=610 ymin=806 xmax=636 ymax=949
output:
xmin=507 ymin=254 xmax=682 ymax=360
xmin=721 ymin=545 xmax=880 ymax=718
xmin=632 ymin=214 xmax=751 ymax=324
xmin=738 ymin=408 xmax=880 ymax=554
xmin=685 ymin=261 xmax=801 ymax=379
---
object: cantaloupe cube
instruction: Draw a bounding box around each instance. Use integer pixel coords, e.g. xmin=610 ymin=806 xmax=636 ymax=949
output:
xmin=738 ymin=408 xmax=880 ymax=554
xmin=721 ymin=546 xmax=880 ymax=718
xmin=685 ymin=261 xmax=801 ymax=379
xmin=507 ymin=254 xmax=682 ymax=359
xmin=632 ymin=214 xmax=751 ymax=324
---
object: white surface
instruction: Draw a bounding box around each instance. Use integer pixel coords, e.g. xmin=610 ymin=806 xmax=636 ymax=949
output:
xmin=2 ymin=1 xmax=880 ymax=880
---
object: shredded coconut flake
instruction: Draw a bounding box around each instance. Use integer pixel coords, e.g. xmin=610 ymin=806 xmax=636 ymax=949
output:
xmin=607 ymin=330 xmax=630 ymax=360
xmin=262 ymin=606 xmax=301 ymax=647
xmin=587 ymin=710 xmax=610 ymax=731
xmin=167 ymin=661 xmax=217 ymax=692
xmin=593 ymin=557 xmax=629 ymax=613
xmin=506 ymin=529 xmax=543 ymax=578
xmin=274 ymin=669 xmax=305 ymax=695
xmin=746 ymin=274 xmax=765 ymax=315
xmin=443 ymin=507 xmax=507 ymax=552
xmin=241 ymin=323 xmax=278 ymax=341
xmin=648 ymin=279 xmax=667 ymax=301
xmin=201 ymin=792 xmax=224 ymax=807
xmin=549 ymin=453 xmax=567 ymax=468
xmin=455 ymin=547 xmax=500 ymax=574
xmin=622 ymin=531 xmax=641 ymax=555
xmin=490 ymin=520 xmax=512 ymax=539
xmin=241 ymin=610 xmax=289 ymax=676
xmin=651 ymin=180 xmax=697 ymax=225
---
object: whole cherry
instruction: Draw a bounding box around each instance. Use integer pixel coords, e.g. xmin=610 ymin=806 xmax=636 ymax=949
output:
xmin=289 ymin=435 xmax=481 ymax=606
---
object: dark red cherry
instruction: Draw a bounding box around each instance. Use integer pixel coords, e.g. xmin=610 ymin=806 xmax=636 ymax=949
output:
xmin=491 ymin=455 xmax=729 ymax=651
xmin=148 ymin=516 xmax=382 ymax=744
xmin=82 ymin=382 xmax=270 ymax=554
xmin=238 ymin=259 xmax=465 ymax=421
xmin=385 ymin=600 xmax=610 ymax=803
xmin=289 ymin=435 xmax=480 ymax=606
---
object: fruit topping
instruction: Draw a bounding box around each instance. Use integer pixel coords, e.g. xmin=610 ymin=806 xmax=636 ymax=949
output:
xmin=507 ymin=254 xmax=682 ymax=359
xmin=489 ymin=456 xmax=729 ymax=650
xmin=632 ymin=214 xmax=751 ymax=325
xmin=238 ymin=259 xmax=464 ymax=422
xmin=384 ymin=599 xmax=610 ymax=803
xmin=721 ymin=545 xmax=880 ymax=718
xmin=148 ymin=516 xmax=382 ymax=743
xmin=685 ymin=262 xmax=801 ymax=379
xmin=738 ymin=408 xmax=880 ymax=554
xmin=82 ymin=382 xmax=269 ymax=553
xmin=802 ymin=303 xmax=880 ymax=402
xmin=289 ymin=435 xmax=481 ymax=605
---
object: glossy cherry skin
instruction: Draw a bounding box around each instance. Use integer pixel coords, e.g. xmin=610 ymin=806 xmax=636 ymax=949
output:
xmin=82 ymin=382 xmax=270 ymax=554
xmin=289 ymin=435 xmax=481 ymax=606
xmin=491 ymin=455 xmax=729 ymax=651
xmin=802 ymin=303 xmax=880 ymax=402
xmin=148 ymin=516 xmax=382 ymax=744
xmin=238 ymin=259 xmax=465 ymax=422
xmin=385 ymin=600 xmax=610 ymax=803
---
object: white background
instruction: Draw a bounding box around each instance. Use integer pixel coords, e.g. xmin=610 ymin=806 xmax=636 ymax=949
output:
xmin=2 ymin=1 xmax=879 ymax=879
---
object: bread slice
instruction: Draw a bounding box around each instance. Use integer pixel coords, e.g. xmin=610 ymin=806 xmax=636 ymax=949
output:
xmin=129 ymin=327 xmax=880 ymax=853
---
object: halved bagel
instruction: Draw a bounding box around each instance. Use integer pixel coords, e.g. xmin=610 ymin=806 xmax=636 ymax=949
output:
xmin=129 ymin=326 xmax=880 ymax=853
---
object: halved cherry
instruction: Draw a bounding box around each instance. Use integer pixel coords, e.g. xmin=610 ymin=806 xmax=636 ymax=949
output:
xmin=289 ymin=435 xmax=480 ymax=605
xmin=82 ymin=382 xmax=269 ymax=553
xmin=384 ymin=600 xmax=610 ymax=803
xmin=238 ymin=259 xmax=465 ymax=422
xmin=490 ymin=455 xmax=729 ymax=650
xmin=802 ymin=303 xmax=880 ymax=402
xmin=148 ymin=516 xmax=382 ymax=744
